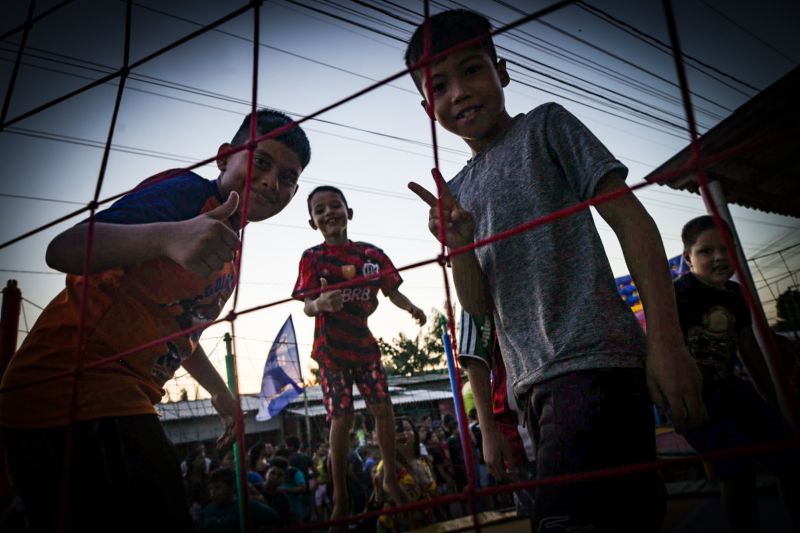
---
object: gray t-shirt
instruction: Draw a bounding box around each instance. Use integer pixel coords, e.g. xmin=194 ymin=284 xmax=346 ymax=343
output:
xmin=449 ymin=103 xmax=646 ymax=397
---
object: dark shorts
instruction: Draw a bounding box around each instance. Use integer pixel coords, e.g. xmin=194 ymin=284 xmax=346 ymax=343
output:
xmin=526 ymin=368 xmax=662 ymax=533
xmin=2 ymin=414 xmax=192 ymax=533
xmin=318 ymin=359 xmax=391 ymax=420
xmin=682 ymin=378 xmax=800 ymax=480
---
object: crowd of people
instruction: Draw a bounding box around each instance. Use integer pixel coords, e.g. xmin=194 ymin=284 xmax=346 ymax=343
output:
xmin=181 ymin=411 xmax=520 ymax=532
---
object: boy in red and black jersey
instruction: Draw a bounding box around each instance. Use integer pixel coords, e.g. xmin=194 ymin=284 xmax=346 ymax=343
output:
xmin=293 ymin=185 xmax=426 ymax=526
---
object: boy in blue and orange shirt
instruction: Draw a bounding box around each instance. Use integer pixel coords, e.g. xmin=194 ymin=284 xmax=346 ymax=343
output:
xmin=293 ymin=185 xmax=426 ymax=525
xmin=0 ymin=109 xmax=310 ymax=532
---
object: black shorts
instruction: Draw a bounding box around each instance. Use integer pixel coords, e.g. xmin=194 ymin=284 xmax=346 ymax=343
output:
xmin=683 ymin=378 xmax=800 ymax=480
xmin=3 ymin=414 xmax=192 ymax=533
xmin=525 ymin=368 xmax=662 ymax=533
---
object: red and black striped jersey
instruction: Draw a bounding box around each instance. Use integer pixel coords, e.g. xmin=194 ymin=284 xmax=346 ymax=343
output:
xmin=293 ymin=241 xmax=402 ymax=366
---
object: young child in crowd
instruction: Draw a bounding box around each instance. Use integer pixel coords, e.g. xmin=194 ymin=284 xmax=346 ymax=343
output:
xmin=262 ymin=456 xmax=295 ymax=528
xmin=292 ymin=185 xmax=426 ymax=526
xmin=676 ymin=215 xmax=800 ymax=533
xmin=201 ymin=467 xmax=279 ymax=533
xmin=0 ymin=109 xmax=310 ymax=531
xmin=404 ymin=9 xmax=706 ymax=531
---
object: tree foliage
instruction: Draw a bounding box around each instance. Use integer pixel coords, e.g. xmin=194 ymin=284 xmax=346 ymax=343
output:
xmin=379 ymin=309 xmax=448 ymax=376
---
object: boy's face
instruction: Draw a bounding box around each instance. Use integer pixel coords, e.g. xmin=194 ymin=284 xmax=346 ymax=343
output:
xmin=684 ymin=228 xmax=734 ymax=288
xmin=217 ymin=138 xmax=302 ymax=223
xmin=208 ymin=480 xmax=234 ymax=506
xmin=421 ymin=46 xmax=512 ymax=155
xmin=308 ymin=190 xmax=352 ymax=243
xmin=265 ymin=466 xmax=286 ymax=489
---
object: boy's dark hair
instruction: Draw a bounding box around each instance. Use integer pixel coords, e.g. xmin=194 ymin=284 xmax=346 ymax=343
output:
xmin=230 ymin=108 xmax=311 ymax=169
xmin=268 ymin=456 xmax=289 ymax=471
xmin=248 ymin=442 xmax=264 ymax=470
xmin=285 ymin=435 xmax=301 ymax=452
xmin=404 ymin=9 xmax=497 ymax=92
xmin=306 ymin=185 xmax=348 ymax=215
xmin=681 ymin=215 xmax=733 ymax=250
xmin=208 ymin=467 xmax=236 ymax=487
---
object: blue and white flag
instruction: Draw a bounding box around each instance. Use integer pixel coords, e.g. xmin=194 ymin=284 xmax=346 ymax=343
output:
xmin=256 ymin=315 xmax=304 ymax=421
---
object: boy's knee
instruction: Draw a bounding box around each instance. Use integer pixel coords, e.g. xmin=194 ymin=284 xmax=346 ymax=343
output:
xmin=368 ymin=402 xmax=392 ymax=419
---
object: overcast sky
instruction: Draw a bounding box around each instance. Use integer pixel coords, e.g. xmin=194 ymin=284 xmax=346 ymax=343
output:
xmin=1 ymin=0 xmax=798 ymax=399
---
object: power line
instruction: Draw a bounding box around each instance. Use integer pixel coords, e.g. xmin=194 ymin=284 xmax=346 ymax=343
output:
xmin=576 ymin=1 xmax=761 ymax=93
xmin=697 ymin=0 xmax=798 ymax=64
xmin=0 ymin=192 xmax=84 ymax=206
xmin=287 ymin=0 xmax=708 ymax=136
xmin=485 ymin=0 xmax=753 ymax=107
xmin=0 ymin=0 xmax=74 ymax=42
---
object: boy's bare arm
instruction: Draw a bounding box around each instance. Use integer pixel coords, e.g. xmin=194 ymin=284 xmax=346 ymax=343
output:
xmin=181 ymin=344 xmax=240 ymax=449
xmin=46 ymin=192 xmax=240 ymax=276
xmin=462 ymin=358 xmax=515 ymax=482
xmin=408 ymin=179 xmax=492 ymax=315
xmin=737 ymin=328 xmax=778 ymax=406
xmin=386 ymin=289 xmax=426 ymax=325
xmin=302 ymin=277 xmax=343 ymax=316
xmin=595 ymin=174 xmax=708 ymax=432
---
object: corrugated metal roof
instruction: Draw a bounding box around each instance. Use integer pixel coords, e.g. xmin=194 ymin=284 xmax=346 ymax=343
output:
xmin=285 ymin=389 xmax=455 ymax=418
xmin=645 ymin=66 xmax=800 ymax=219
xmin=156 ymin=396 xmax=262 ymax=421
xmin=156 ymin=386 xmax=453 ymax=422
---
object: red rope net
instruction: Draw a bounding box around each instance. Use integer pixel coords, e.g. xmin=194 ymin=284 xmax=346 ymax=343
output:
xmin=1 ymin=1 xmax=798 ymax=531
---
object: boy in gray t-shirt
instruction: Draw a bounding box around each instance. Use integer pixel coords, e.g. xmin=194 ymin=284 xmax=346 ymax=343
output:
xmin=404 ymin=9 xmax=707 ymax=532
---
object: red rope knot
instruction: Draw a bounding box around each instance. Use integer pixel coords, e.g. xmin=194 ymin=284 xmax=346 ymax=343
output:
xmin=86 ymin=200 xmax=100 ymax=211
xmin=224 ymin=310 xmax=238 ymax=323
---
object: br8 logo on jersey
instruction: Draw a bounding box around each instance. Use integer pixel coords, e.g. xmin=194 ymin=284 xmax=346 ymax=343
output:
xmin=342 ymin=287 xmax=372 ymax=302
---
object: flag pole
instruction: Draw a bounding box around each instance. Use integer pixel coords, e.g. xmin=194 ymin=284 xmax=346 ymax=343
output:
xmin=302 ymin=384 xmax=312 ymax=445
xmin=290 ymin=316 xmax=313 ymax=444
xmin=281 ymin=315 xmax=312 ymax=445
xmin=224 ymin=332 xmax=249 ymax=533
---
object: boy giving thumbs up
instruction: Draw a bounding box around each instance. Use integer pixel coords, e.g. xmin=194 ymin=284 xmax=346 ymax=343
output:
xmin=0 ymin=109 xmax=310 ymax=532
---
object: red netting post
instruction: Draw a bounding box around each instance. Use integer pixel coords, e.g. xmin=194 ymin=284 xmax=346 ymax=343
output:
xmin=0 ymin=279 xmax=22 ymax=502
xmin=699 ymin=180 xmax=790 ymax=397
xmin=0 ymin=280 xmax=21 ymax=379
xmin=420 ymin=0 xmax=480 ymax=527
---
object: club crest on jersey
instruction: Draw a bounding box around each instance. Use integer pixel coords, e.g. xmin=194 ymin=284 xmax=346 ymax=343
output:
xmin=362 ymin=262 xmax=379 ymax=277
xmin=341 ymin=265 xmax=356 ymax=280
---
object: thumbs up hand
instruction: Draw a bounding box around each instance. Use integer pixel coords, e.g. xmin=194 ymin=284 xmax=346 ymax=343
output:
xmin=315 ymin=277 xmax=344 ymax=313
xmin=163 ymin=191 xmax=241 ymax=277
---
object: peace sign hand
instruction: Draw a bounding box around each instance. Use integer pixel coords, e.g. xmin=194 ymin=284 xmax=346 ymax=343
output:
xmin=408 ymin=169 xmax=475 ymax=249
